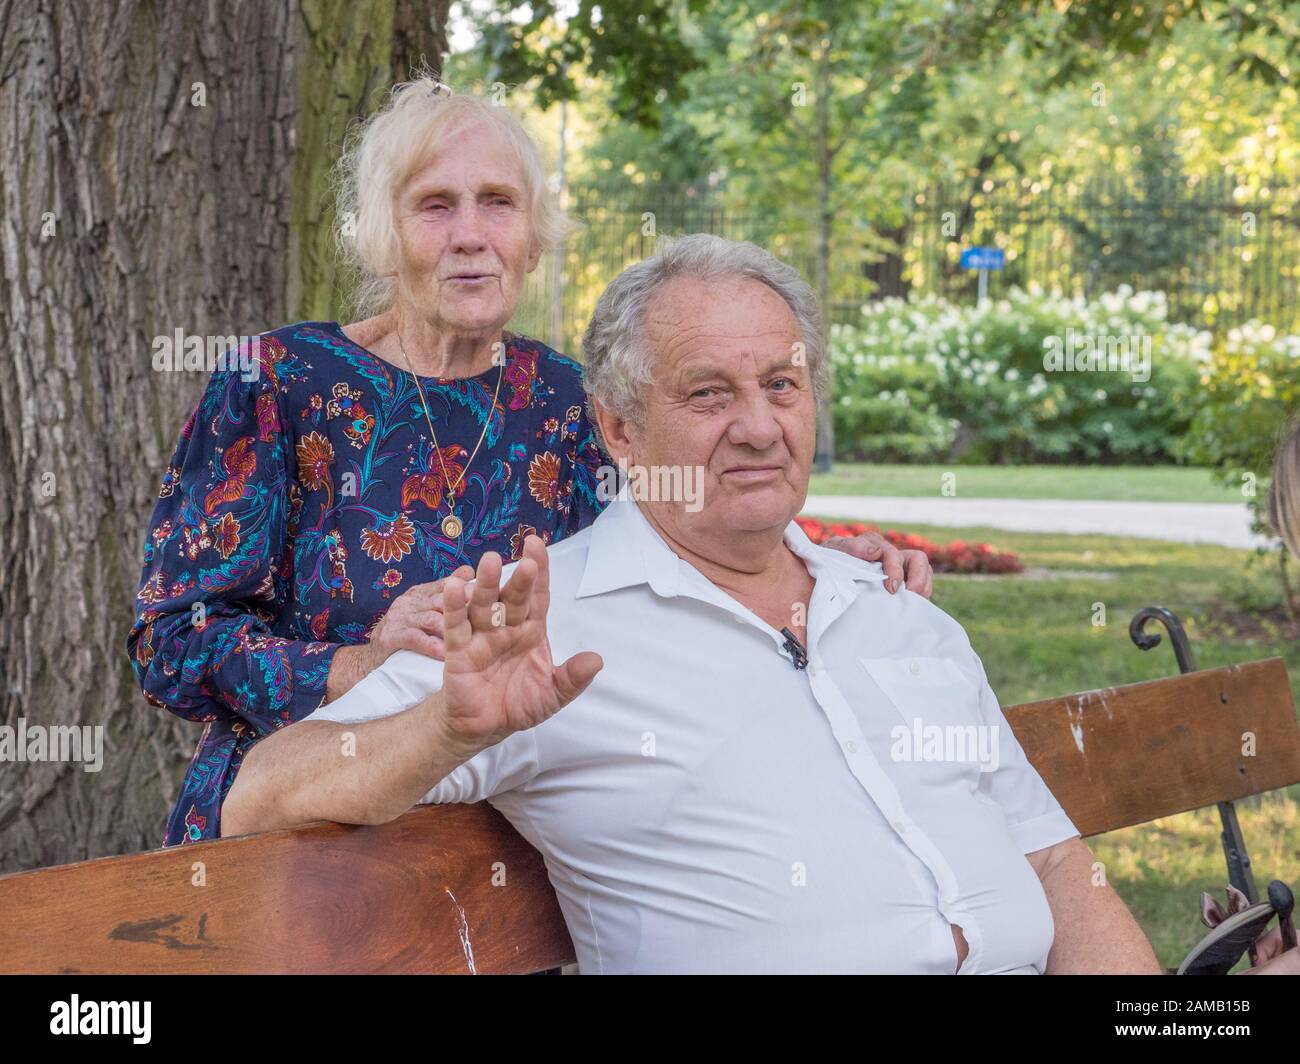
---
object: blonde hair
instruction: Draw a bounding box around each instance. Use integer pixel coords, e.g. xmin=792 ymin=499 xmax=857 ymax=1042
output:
xmin=1269 ymin=419 xmax=1300 ymax=559
xmin=334 ymin=77 xmax=577 ymax=317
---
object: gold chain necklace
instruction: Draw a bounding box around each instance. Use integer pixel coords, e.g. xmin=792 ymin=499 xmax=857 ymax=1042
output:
xmin=395 ymin=327 xmax=505 ymax=539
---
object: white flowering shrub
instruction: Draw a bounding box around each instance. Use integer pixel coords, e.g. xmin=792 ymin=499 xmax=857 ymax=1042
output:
xmin=830 ymin=285 xmax=1212 ymax=463
xmin=1185 ymin=321 xmax=1300 ymax=531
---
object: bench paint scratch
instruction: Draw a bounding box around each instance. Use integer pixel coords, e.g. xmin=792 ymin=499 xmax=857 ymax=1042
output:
xmin=445 ymin=888 xmax=477 ymax=974
xmin=1066 ymin=698 xmax=1086 ymax=755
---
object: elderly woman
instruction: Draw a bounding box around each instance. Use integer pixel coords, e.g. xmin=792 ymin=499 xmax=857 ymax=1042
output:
xmin=1271 ymin=422 xmax=1299 ymax=559
xmin=127 ymin=79 xmax=932 ymax=848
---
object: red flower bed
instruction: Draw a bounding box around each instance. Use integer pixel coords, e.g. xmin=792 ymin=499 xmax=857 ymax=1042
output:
xmin=795 ymin=516 xmax=1023 ymax=575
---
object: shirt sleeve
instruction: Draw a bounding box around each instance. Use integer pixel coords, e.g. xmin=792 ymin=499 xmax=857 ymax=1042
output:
xmin=302 ymin=649 xmax=540 ymax=805
xmin=126 ymin=350 xmax=340 ymax=735
xmin=970 ymin=650 xmax=1081 ymax=854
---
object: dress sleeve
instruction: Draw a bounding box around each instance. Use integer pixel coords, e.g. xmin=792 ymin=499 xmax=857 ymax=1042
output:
xmin=127 ymin=354 xmax=341 ymax=737
xmin=557 ymin=402 xmax=613 ymax=541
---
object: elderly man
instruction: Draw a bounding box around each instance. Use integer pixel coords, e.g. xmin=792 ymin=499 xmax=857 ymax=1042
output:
xmin=221 ymin=234 xmax=1163 ymax=974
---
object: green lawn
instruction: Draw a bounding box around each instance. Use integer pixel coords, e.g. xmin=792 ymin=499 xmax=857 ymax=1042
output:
xmin=809 ymin=463 xmax=1243 ymax=503
xmin=823 ymin=518 xmax=1300 ymax=970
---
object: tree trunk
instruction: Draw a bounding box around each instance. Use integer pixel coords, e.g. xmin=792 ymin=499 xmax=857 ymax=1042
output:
xmin=812 ymin=44 xmax=835 ymax=474
xmin=0 ymin=0 xmax=423 ymax=873
xmin=864 ymin=223 xmax=910 ymax=300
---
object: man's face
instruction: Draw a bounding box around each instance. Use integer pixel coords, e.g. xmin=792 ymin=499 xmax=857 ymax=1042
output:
xmin=393 ymin=123 xmax=541 ymax=334
xmin=603 ymin=275 xmax=816 ymax=545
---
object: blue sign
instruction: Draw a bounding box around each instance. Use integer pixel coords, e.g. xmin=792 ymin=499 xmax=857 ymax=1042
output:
xmin=960 ymin=247 xmax=1004 ymax=271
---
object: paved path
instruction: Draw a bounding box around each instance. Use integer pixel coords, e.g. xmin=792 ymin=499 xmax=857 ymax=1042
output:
xmin=801 ymin=495 xmax=1269 ymax=549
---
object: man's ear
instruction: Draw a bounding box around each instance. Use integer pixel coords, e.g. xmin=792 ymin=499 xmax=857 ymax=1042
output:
xmin=591 ymin=398 xmax=635 ymax=465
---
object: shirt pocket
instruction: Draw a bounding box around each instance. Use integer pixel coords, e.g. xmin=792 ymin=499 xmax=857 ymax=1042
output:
xmin=860 ymin=656 xmax=995 ymax=782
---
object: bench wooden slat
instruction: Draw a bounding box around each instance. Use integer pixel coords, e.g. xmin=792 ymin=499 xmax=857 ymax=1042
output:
xmin=1 ymin=659 xmax=1296 ymax=973
xmin=0 ymin=802 xmax=573 ymax=974
xmin=1006 ymin=658 xmax=1300 ymax=837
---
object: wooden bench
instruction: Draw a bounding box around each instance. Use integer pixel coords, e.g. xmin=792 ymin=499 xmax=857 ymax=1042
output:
xmin=3 ymin=613 xmax=1297 ymax=974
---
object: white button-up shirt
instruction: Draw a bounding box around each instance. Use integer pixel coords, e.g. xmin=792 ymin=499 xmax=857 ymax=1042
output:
xmin=305 ymin=493 xmax=1079 ymax=974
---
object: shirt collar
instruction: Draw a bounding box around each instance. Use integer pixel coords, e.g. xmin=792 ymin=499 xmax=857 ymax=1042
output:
xmin=576 ymin=488 xmax=888 ymax=600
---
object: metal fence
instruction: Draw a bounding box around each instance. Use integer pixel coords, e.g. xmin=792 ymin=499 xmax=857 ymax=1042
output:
xmin=508 ymin=173 xmax=1299 ymax=357
xmin=908 ymin=173 xmax=1298 ymax=332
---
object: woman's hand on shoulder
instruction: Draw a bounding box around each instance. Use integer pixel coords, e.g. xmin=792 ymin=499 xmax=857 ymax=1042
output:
xmin=822 ymin=530 xmax=934 ymax=599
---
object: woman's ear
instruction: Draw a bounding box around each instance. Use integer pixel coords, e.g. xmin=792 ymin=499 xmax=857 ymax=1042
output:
xmin=526 ymin=240 xmax=543 ymax=274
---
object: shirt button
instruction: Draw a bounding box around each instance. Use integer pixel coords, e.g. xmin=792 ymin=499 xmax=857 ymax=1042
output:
xmin=844 ymin=740 xmax=858 ymax=754
xmin=892 ymin=818 xmax=908 ymax=833
xmin=909 ymin=660 xmax=922 ymax=675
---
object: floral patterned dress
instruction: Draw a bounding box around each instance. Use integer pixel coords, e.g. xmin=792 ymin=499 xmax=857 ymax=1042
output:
xmin=128 ymin=321 xmax=609 ymax=846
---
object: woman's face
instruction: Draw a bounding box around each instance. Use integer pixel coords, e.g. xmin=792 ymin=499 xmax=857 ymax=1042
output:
xmin=393 ymin=122 xmax=541 ymax=336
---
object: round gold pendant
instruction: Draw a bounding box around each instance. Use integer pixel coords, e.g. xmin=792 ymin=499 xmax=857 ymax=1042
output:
xmin=441 ymin=513 xmax=463 ymax=538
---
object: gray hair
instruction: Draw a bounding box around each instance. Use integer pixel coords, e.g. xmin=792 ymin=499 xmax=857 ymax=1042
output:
xmin=581 ymin=234 xmax=826 ymax=451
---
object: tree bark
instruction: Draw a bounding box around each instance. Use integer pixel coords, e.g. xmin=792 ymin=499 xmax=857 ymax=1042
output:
xmin=0 ymin=0 xmax=424 ymax=872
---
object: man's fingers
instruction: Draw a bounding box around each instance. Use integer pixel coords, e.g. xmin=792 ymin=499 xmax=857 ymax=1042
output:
xmin=499 ymin=556 xmax=537 ymax=627
xmin=552 ymin=651 xmax=603 ymax=705
xmin=442 ymin=576 xmax=471 ymax=652
xmin=522 ymin=535 xmax=551 ymax=616
xmin=467 ymin=552 xmax=503 ymax=630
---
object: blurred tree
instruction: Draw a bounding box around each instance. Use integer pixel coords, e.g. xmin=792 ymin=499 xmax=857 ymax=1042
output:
xmin=0 ymin=0 xmax=446 ymax=872
xmin=477 ymin=0 xmax=1297 ymax=468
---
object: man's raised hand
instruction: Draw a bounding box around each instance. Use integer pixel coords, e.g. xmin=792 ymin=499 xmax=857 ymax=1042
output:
xmin=437 ymin=535 xmax=602 ymax=755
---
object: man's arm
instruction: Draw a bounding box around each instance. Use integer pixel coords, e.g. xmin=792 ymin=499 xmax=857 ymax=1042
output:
xmin=220 ymin=688 xmax=479 ymax=836
xmin=1028 ymin=837 xmax=1164 ymax=974
xmin=221 ymin=538 xmax=600 ymax=839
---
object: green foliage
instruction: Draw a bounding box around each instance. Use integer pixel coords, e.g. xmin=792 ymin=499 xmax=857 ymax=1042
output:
xmin=830 ymin=287 xmax=1208 ymax=464
xmin=477 ymin=0 xmax=711 ymax=127
xmin=1184 ymin=322 xmax=1300 ymax=489
xmin=1180 ymin=319 xmax=1300 ymax=616
xmin=1184 ymin=324 xmax=1300 ymax=615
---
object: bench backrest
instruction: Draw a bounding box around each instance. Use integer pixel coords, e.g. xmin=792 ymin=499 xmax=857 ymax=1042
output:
xmin=1005 ymin=657 xmax=1299 ymax=836
xmin=1 ymin=658 xmax=1296 ymax=973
